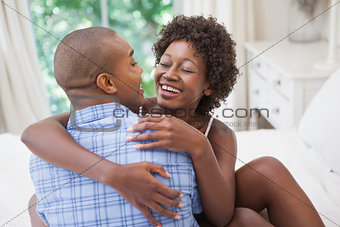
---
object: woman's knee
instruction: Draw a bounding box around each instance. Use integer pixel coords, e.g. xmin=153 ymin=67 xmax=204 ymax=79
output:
xmin=246 ymin=156 xmax=288 ymax=179
xmin=227 ymin=207 xmax=272 ymax=227
xmin=235 ymin=156 xmax=290 ymax=200
xmin=233 ymin=207 xmax=257 ymax=224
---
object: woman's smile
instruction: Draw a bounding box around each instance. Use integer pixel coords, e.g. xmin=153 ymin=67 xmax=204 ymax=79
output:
xmin=159 ymin=82 xmax=182 ymax=99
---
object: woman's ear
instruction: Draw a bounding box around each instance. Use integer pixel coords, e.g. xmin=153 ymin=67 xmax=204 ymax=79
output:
xmin=204 ymin=85 xmax=213 ymax=96
xmin=96 ymin=73 xmax=117 ymax=94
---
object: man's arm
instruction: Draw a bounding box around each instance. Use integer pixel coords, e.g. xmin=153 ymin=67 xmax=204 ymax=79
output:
xmin=22 ymin=113 xmax=183 ymax=227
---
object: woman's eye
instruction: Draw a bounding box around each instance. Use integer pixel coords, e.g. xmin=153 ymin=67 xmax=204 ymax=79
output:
xmin=132 ymin=62 xmax=138 ymax=66
xmin=182 ymin=68 xmax=194 ymax=73
xmin=160 ymin=63 xmax=169 ymax=67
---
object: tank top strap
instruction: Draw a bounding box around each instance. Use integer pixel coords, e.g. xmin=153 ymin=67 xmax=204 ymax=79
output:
xmin=204 ymin=117 xmax=214 ymax=137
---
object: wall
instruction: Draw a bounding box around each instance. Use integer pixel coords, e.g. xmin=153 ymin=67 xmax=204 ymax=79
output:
xmin=253 ymin=0 xmax=291 ymax=40
xmin=253 ymin=0 xmax=339 ymax=45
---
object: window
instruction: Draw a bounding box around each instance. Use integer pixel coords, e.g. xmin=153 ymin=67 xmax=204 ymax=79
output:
xmin=30 ymin=0 xmax=173 ymax=114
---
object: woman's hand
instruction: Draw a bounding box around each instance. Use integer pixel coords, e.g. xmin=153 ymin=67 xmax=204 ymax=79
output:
xmin=111 ymin=162 xmax=183 ymax=227
xmin=126 ymin=115 xmax=208 ymax=158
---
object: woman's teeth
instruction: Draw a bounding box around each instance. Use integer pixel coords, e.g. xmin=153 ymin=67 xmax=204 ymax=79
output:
xmin=161 ymin=85 xmax=181 ymax=93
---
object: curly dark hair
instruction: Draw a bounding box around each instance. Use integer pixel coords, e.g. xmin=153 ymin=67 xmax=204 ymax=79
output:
xmin=152 ymin=15 xmax=239 ymax=115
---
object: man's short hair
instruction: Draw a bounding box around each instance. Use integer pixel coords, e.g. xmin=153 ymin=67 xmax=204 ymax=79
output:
xmin=54 ymin=27 xmax=117 ymax=92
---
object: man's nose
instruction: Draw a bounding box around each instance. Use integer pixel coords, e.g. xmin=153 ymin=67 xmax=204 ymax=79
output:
xmin=138 ymin=65 xmax=143 ymax=74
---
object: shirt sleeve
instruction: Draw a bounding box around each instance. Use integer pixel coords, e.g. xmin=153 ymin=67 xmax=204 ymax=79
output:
xmin=36 ymin=207 xmax=49 ymax=226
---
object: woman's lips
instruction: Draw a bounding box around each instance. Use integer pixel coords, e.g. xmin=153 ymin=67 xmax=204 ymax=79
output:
xmin=159 ymin=85 xmax=181 ymax=99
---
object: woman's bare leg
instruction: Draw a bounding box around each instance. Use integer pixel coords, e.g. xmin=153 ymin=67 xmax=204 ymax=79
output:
xmin=196 ymin=208 xmax=273 ymax=227
xmin=28 ymin=194 xmax=47 ymax=227
xmin=226 ymin=208 xmax=274 ymax=227
xmin=235 ymin=156 xmax=324 ymax=227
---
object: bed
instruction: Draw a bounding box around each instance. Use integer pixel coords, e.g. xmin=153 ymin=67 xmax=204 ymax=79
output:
xmin=235 ymin=68 xmax=340 ymax=226
xmin=1 ymin=69 xmax=340 ymax=226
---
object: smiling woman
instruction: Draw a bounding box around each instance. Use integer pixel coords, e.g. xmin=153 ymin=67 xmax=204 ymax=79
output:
xmin=30 ymin=0 xmax=173 ymax=114
xmin=154 ymin=40 xmax=210 ymax=112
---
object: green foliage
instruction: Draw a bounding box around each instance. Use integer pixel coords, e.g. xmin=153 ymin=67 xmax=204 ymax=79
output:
xmin=30 ymin=0 xmax=173 ymax=114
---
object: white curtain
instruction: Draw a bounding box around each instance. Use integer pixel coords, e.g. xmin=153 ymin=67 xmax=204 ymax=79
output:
xmin=174 ymin=0 xmax=254 ymax=131
xmin=0 ymin=0 xmax=50 ymax=134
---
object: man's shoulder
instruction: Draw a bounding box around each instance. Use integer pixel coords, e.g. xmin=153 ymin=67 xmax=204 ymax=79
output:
xmin=67 ymin=103 xmax=139 ymax=133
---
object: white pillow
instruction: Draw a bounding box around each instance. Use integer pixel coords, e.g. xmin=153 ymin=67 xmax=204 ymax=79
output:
xmin=298 ymin=68 xmax=340 ymax=174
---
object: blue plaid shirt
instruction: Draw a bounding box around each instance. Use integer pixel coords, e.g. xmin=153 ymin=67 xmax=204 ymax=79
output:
xmin=30 ymin=102 xmax=202 ymax=226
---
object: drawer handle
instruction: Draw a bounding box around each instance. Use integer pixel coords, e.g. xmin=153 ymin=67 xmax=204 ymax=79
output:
xmin=274 ymin=79 xmax=281 ymax=86
xmin=256 ymin=62 xmax=261 ymax=68
xmin=271 ymin=108 xmax=280 ymax=114
xmin=254 ymin=89 xmax=260 ymax=95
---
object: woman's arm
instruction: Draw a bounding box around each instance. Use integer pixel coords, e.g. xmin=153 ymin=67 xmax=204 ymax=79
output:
xmin=21 ymin=113 xmax=184 ymax=227
xmin=202 ymin=119 xmax=237 ymax=225
xmin=128 ymin=116 xmax=236 ymax=226
xmin=22 ymin=113 xmax=115 ymax=182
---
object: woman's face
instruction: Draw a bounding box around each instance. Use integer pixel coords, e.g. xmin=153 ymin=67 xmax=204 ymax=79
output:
xmin=154 ymin=40 xmax=210 ymax=113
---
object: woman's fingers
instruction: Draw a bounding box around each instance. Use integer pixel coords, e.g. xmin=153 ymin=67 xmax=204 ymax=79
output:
xmin=126 ymin=132 xmax=164 ymax=142
xmin=156 ymin=180 xmax=184 ymax=200
xmin=147 ymin=162 xmax=171 ymax=178
xmin=146 ymin=163 xmax=183 ymax=198
xmin=154 ymin=193 xmax=183 ymax=209
xmin=128 ymin=121 xmax=163 ymax=133
xmin=146 ymin=163 xmax=183 ymax=199
xmin=138 ymin=114 xmax=167 ymax=123
xmin=147 ymin=201 xmax=180 ymax=220
xmin=134 ymin=141 xmax=167 ymax=150
xmin=137 ymin=206 xmax=162 ymax=227
xmin=128 ymin=115 xmax=171 ymax=132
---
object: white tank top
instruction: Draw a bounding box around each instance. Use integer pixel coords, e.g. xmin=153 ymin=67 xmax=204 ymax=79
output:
xmin=204 ymin=117 xmax=214 ymax=137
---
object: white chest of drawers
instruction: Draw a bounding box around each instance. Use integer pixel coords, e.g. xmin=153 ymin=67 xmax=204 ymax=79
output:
xmin=245 ymin=40 xmax=338 ymax=129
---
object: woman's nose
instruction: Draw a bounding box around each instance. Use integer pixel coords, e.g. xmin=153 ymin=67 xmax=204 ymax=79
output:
xmin=162 ymin=70 xmax=179 ymax=81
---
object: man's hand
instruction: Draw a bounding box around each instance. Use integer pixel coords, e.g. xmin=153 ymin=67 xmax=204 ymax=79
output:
xmin=108 ymin=162 xmax=183 ymax=227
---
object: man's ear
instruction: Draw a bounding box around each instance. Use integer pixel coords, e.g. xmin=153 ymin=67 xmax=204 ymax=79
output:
xmin=204 ymin=85 xmax=213 ymax=96
xmin=96 ymin=73 xmax=117 ymax=94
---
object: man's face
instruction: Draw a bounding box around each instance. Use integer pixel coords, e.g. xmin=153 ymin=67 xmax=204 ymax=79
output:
xmin=106 ymin=34 xmax=144 ymax=110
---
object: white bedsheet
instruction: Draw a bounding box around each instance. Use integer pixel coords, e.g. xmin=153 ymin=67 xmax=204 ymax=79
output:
xmin=236 ymin=129 xmax=340 ymax=226
xmin=0 ymin=133 xmax=33 ymax=227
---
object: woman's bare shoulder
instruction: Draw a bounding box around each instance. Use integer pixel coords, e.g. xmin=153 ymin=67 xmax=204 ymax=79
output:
xmin=208 ymin=118 xmax=237 ymax=160
xmin=210 ymin=118 xmax=236 ymax=140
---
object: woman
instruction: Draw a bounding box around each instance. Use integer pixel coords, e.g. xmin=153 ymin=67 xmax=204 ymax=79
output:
xmin=23 ymin=15 xmax=323 ymax=227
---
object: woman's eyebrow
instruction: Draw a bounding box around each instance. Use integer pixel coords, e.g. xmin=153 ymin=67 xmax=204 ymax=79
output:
xmin=183 ymin=58 xmax=197 ymax=67
xmin=163 ymin=54 xmax=197 ymax=67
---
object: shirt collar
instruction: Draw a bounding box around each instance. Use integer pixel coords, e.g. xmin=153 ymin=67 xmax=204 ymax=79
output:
xmin=68 ymin=102 xmax=135 ymax=126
